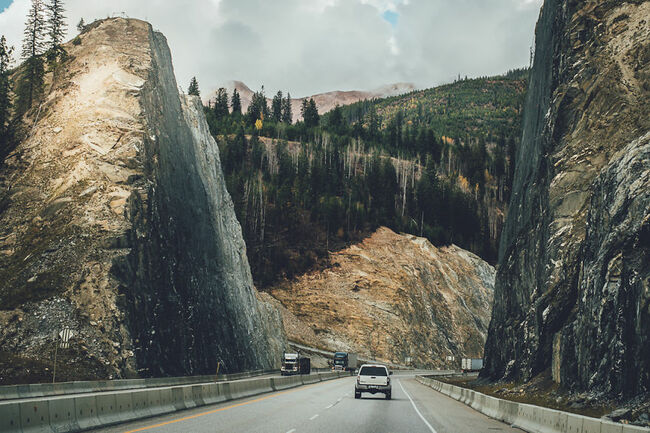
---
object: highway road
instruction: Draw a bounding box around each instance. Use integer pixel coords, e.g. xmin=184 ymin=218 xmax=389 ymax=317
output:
xmin=91 ymin=372 xmax=523 ymax=433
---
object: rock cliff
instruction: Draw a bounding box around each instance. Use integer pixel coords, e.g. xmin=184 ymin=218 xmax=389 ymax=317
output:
xmin=483 ymin=0 xmax=649 ymax=398
xmin=268 ymin=227 xmax=494 ymax=368
xmin=0 ymin=18 xmax=284 ymax=383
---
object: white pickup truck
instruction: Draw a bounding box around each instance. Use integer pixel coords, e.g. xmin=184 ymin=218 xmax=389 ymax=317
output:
xmin=354 ymin=364 xmax=392 ymax=400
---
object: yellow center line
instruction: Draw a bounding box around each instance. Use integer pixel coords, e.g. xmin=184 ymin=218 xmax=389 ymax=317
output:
xmin=122 ymin=378 xmax=345 ymax=433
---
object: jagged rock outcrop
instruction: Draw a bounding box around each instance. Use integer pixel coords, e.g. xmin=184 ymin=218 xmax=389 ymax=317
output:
xmin=268 ymin=227 xmax=494 ymax=368
xmin=483 ymin=0 xmax=649 ymax=398
xmin=0 ymin=18 xmax=284 ymax=383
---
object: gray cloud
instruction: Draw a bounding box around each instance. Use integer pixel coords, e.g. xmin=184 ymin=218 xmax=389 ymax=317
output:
xmin=0 ymin=0 xmax=542 ymax=97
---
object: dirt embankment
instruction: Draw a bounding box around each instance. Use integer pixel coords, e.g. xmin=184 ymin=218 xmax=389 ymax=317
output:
xmin=266 ymin=227 xmax=494 ymax=368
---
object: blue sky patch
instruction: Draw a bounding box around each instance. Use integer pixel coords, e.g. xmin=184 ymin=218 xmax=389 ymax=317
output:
xmin=0 ymin=0 xmax=12 ymax=13
xmin=382 ymin=10 xmax=398 ymax=28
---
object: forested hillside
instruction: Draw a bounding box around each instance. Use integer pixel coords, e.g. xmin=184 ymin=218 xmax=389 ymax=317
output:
xmin=203 ymin=70 xmax=528 ymax=287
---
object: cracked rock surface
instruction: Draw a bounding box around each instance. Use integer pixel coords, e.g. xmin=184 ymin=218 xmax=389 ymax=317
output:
xmin=483 ymin=0 xmax=649 ymax=400
xmin=0 ymin=18 xmax=284 ymax=383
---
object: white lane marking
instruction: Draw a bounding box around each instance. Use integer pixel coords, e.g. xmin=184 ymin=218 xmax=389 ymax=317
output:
xmin=326 ymin=404 xmax=333 ymax=409
xmin=309 ymin=414 xmax=319 ymax=420
xmin=286 ymin=430 xmax=296 ymax=433
xmin=398 ymin=380 xmax=438 ymax=433
xmin=337 ymin=397 xmax=342 ymax=402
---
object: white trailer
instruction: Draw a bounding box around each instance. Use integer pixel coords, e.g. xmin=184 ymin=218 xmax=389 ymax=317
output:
xmin=348 ymin=353 xmax=359 ymax=372
xmin=461 ymin=358 xmax=483 ymax=371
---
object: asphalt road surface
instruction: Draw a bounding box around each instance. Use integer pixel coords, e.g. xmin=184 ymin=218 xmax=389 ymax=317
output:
xmin=91 ymin=373 xmax=523 ymax=433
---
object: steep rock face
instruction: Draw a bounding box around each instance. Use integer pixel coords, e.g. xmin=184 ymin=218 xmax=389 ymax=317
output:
xmin=269 ymin=227 xmax=494 ymax=367
xmin=0 ymin=18 xmax=284 ymax=383
xmin=483 ymin=0 xmax=649 ymax=397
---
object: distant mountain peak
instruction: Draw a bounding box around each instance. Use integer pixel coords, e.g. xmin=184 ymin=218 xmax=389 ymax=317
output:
xmin=205 ymin=81 xmax=417 ymax=120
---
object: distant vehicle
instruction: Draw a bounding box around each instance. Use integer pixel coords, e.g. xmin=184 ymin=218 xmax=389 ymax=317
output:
xmin=333 ymin=351 xmax=358 ymax=373
xmin=281 ymin=353 xmax=311 ymax=375
xmin=461 ymin=358 xmax=483 ymax=372
xmin=355 ymin=364 xmax=392 ymax=400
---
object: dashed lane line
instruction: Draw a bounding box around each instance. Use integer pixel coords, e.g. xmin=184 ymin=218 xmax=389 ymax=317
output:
xmin=309 ymin=414 xmax=319 ymax=421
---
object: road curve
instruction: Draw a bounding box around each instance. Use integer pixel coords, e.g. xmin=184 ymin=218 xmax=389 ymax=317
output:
xmin=90 ymin=373 xmax=523 ymax=433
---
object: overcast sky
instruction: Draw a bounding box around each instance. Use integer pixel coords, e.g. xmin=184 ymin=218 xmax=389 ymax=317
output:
xmin=0 ymin=0 xmax=543 ymax=97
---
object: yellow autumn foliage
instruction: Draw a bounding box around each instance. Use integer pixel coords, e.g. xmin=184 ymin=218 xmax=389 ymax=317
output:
xmin=458 ymin=174 xmax=470 ymax=192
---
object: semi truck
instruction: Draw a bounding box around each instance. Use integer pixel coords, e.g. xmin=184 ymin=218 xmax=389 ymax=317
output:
xmin=333 ymin=352 xmax=358 ymax=373
xmin=281 ymin=352 xmax=311 ymax=375
xmin=461 ymin=358 xmax=483 ymax=372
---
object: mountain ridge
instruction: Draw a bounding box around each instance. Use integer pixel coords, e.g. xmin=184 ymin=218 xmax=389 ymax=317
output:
xmin=207 ymin=80 xmax=417 ymax=120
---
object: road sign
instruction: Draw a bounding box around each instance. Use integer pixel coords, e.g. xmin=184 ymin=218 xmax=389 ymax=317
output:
xmin=59 ymin=328 xmax=74 ymax=348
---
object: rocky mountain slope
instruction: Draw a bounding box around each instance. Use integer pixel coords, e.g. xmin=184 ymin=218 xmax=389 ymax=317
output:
xmin=483 ymin=0 xmax=649 ymax=400
xmin=0 ymin=18 xmax=285 ymax=384
xmin=267 ymin=227 xmax=494 ymax=368
xmin=215 ymin=80 xmax=416 ymax=119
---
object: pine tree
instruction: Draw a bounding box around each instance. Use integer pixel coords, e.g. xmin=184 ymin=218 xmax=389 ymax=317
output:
xmin=76 ymin=18 xmax=85 ymax=33
xmin=214 ymin=87 xmax=229 ymax=119
xmin=281 ymin=92 xmax=292 ymax=124
xmin=300 ymin=98 xmax=307 ymax=121
xmin=246 ymin=86 xmax=268 ymax=125
xmin=187 ymin=76 xmax=200 ymax=96
xmin=16 ymin=0 xmax=47 ymax=116
xmin=231 ymin=88 xmax=241 ymax=116
xmin=46 ymin=0 xmax=67 ymax=65
xmin=302 ymin=97 xmax=319 ymax=128
xmin=329 ymin=104 xmax=343 ymax=130
xmin=271 ymin=90 xmax=282 ymax=123
xmin=0 ymin=36 xmax=14 ymax=160
xmin=368 ymin=106 xmax=380 ymax=142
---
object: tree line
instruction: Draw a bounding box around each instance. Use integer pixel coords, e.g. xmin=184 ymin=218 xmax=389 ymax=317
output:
xmin=1 ymin=0 xmax=69 ymax=164
xmin=191 ymin=73 xmax=526 ymax=285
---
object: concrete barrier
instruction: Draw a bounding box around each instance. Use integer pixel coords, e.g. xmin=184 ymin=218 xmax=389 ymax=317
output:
xmin=48 ymin=397 xmax=79 ymax=432
xmin=190 ymin=385 xmax=206 ymax=407
xmin=95 ymin=393 xmax=119 ymax=425
xmin=0 ymin=402 xmax=21 ymax=432
xmin=0 ymin=370 xmax=344 ymax=433
xmin=20 ymin=398 xmax=50 ymax=433
xmin=170 ymin=386 xmax=187 ymax=411
xmin=271 ymin=376 xmax=302 ymax=391
xmin=301 ymin=374 xmax=319 ymax=385
xmin=114 ymin=392 xmax=135 ymax=423
xmin=73 ymin=395 xmax=100 ymax=431
xmin=0 ymin=370 xmax=276 ymax=402
xmin=228 ymin=377 xmax=274 ymax=401
xmin=130 ymin=389 xmax=152 ymax=420
xmin=415 ymin=376 xmax=650 ymax=433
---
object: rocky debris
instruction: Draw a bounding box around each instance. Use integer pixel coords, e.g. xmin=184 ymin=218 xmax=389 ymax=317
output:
xmin=268 ymin=227 xmax=494 ymax=368
xmin=483 ymin=0 xmax=649 ymax=406
xmin=0 ymin=18 xmax=285 ymax=383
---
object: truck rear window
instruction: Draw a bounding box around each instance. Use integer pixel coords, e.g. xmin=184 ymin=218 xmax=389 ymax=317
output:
xmin=359 ymin=366 xmax=387 ymax=376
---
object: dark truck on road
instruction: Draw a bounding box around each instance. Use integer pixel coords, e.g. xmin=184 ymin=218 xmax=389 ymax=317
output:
xmin=333 ymin=351 xmax=358 ymax=373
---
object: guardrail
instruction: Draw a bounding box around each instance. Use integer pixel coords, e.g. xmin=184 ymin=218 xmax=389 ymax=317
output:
xmin=415 ymin=375 xmax=650 ymax=433
xmin=0 ymin=369 xmax=278 ymax=402
xmin=0 ymin=371 xmax=348 ymax=432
